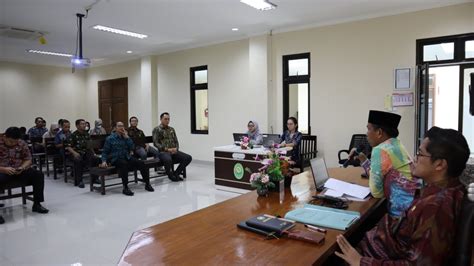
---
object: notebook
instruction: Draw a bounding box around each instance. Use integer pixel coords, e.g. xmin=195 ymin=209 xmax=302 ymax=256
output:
xmin=285 ymin=204 xmax=360 ymax=231
xmin=244 ymin=214 xmax=296 ymax=236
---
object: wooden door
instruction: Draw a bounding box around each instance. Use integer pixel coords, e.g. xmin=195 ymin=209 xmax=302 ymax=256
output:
xmin=98 ymin=77 xmax=128 ymax=132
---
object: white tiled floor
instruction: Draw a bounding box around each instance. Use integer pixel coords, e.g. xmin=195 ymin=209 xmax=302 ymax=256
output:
xmin=0 ymin=162 xmax=241 ymax=266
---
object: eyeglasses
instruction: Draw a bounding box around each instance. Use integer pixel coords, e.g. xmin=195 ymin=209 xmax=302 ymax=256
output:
xmin=415 ymin=150 xmax=431 ymax=158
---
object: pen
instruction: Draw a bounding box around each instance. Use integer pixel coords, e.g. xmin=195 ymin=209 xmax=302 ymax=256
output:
xmin=304 ymin=224 xmax=327 ymax=233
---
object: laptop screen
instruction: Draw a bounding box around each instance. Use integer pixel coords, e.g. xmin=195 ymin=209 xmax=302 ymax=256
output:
xmin=233 ymin=133 xmax=247 ymax=142
xmin=262 ymin=134 xmax=281 ymax=148
xmin=310 ymin=158 xmax=330 ymax=189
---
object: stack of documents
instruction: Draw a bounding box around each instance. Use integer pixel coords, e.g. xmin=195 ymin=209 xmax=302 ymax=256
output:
xmin=285 ymin=204 xmax=360 ymax=230
xmin=323 ymin=178 xmax=371 ymax=200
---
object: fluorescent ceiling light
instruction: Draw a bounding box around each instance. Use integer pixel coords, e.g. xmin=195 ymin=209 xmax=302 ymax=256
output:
xmin=27 ymin=49 xmax=72 ymax=57
xmin=126 ymin=50 xmax=133 ymax=54
xmin=240 ymin=0 xmax=276 ymax=10
xmin=232 ymin=28 xmax=239 ymax=31
xmin=92 ymin=25 xmax=148 ymax=39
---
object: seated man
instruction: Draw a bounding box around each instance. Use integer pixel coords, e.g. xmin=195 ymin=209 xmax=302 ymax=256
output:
xmin=152 ymin=112 xmax=192 ymax=182
xmin=0 ymin=127 xmax=49 ymax=223
xmin=128 ymin=116 xmax=160 ymax=160
xmin=28 ymin=117 xmax=48 ymax=153
xmin=100 ymin=122 xmax=154 ymax=196
xmin=65 ymin=119 xmax=101 ymax=188
xmin=335 ymin=126 xmax=470 ymax=266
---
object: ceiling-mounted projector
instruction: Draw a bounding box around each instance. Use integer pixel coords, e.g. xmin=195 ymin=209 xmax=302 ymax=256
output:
xmin=71 ymin=57 xmax=91 ymax=68
xmin=72 ymin=13 xmax=91 ymax=70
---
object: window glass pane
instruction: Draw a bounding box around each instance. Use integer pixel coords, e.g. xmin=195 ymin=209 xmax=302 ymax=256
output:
xmin=423 ymin=42 xmax=454 ymax=61
xmin=288 ymin=59 xmax=308 ymax=76
xmin=428 ymin=66 xmax=459 ymax=130
xmin=466 ymin=40 xmax=474 ymax=58
xmin=195 ymin=70 xmax=207 ymax=84
xmin=288 ymin=83 xmax=308 ymax=134
xmin=194 ymin=90 xmax=208 ymax=131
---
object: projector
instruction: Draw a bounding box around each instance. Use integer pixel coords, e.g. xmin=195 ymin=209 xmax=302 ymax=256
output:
xmin=71 ymin=57 xmax=91 ymax=68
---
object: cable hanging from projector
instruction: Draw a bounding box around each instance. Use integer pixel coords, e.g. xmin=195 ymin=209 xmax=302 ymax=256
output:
xmin=72 ymin=3 xmax=97 ymax=72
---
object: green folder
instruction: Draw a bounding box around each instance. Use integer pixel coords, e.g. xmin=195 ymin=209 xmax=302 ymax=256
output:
xmin=284 ymin=204 xmax=360 ymax=231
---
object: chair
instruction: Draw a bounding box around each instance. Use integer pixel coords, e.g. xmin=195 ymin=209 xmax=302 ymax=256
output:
xmin=338 ymin=134 xmax=371 ymax=167
xmin=298 ymin=135 xmax=318 ymax=173
xmin=453 ymin=186 xmax=474 ymax=266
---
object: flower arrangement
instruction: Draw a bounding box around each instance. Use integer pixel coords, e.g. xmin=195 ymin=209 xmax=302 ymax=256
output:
xmin=246 ymin=148 xmax=290 ymax=195
xmin=240 ymin=136 xmax=253 ymax=150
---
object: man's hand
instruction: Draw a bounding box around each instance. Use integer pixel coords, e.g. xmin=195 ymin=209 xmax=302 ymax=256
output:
xmin=72 ymin=151 xmax=81 ymax=159
xmin=357 ymin=152 xmax=368 ymax=163
xmin=169 ymin=148 xmax=177 ymax=154
xmin=1 ymin=167 xmax=17 ymax=175
xmin=15 ymin=166 xmax=25 ymax=175
xmin=99 ymin=162 xmax=108 ymax=168
xmin=335 ymin=235 xmax=362 ymax=266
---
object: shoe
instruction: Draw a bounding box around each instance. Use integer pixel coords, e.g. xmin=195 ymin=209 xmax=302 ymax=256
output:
xmin=0 ymin=203 xmax=4 ymax=208
xmin=122 ymin=188 xmax=134 ymax=196
xmin=0 ymin=215 xmax=4 ymax=224
xmin=174 ymin=174 xmax=184 ymax=181
xmin=145 ymin=184 xmax=154 ymax=192
xmin=32 ymin=203 xmax=49 ymax=214
xmin=78 ymin=181 xmax=85 ymax=188
xmin=168 ymin=175 xmax=179 ymax=182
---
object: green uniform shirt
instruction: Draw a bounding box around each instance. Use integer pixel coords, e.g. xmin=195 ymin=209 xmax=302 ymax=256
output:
xmin=152 ymin=124 xmax=179 ymax=152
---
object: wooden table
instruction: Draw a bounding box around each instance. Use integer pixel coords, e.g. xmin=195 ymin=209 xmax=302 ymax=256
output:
xmin=118 ymin=167 xmax=384 ymax=265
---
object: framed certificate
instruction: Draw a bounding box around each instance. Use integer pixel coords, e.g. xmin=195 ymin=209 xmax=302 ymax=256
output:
xmin=395 ymin=68 xmax=411 ymax=90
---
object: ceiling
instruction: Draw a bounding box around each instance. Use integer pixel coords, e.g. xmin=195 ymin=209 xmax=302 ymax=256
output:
xmin=0 ymin=0 xmax=470 ymax=67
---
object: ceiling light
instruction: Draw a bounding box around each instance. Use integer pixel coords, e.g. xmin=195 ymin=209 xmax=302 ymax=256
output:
xmin=126 ymin=50 xmax=133 ymax=54
xmin=232 ymin=28 xmax=239 ymax=31
xmin=27 ymin=49 xmax=72 ymax=57
xmin=92 ymin=25 xmax=148 ymax=39
xmin=240 ymin=0 xmax=276 ymax=10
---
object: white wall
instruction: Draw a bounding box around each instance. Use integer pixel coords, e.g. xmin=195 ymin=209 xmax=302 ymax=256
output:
xmin=270 ymin=2 xmax=474 ymax=166
xmin=0 ymin=61 xmax=86 ymax=130
xmin=156 ymin=37 xmax=269 ymax=161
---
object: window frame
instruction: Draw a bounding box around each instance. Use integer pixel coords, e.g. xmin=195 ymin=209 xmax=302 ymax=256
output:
xmin=282 ymin=52 xmax=311 ymax=135
xmin=416 ymin=33 xmax=474 ymax=65
xmin=190 ymin=65 xmax=209 ymax=134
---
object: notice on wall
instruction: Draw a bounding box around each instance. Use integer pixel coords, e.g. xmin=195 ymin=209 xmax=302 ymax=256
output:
xmin=392 ymin=92 xmax=414 ymax=107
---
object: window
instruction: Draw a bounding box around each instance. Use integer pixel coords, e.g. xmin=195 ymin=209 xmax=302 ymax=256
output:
xmin=466 ymin=40 xmax=474 ymax=58
xmin=190 ymin=65 xmax=208 ymax=134
xmin=416 ymin=33 xmax=474 ymax=65
xmin=423 ymin=42 xmax=454 ymax=61
xmin=283 ymin=53 xmax=310 ymax=134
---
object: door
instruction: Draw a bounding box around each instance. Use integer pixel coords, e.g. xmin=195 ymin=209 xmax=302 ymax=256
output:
xmin=98 ymin=77 xmax=128 ymax=132
xmin=415 ymin=63 xmax=429 ymax=150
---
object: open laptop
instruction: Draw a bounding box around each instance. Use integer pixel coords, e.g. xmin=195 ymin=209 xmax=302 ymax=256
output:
xmin=309 ymin=157 xmax=332 ymax=191
xmin=233 ymin=133 xmax=247 ymax=142
xmin=309 ymin=157 xmax=371 ymax=199
xmin=262 ymin=134 xmax=281 ymax=148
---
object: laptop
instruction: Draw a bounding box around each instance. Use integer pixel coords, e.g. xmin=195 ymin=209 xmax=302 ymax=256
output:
xmin=262 ymin=134 xmax=281 ymax=148
xmin=309 ymin=157 xmax=331 ymax=191
xmin=233 ymin=133 xmax=247 ymax=142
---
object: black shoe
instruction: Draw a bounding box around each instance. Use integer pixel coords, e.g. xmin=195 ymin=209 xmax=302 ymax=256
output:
xmin=78 ymin=181 xmax=85 ymax=188
xmin=145 ymin=184 xmax=154 ymax=192
xmin=32 ymin=203 xmax=49 ymax=214
xmin=122 ymin=188 xmax=134 ymax=196
xmin=174 ymin=174 xmax=184 ymax=181
xmin=0 ymin=215 xmax=4 ymax=224
xmin=0 ymin=203 xmax=4 ymax=208
xmin=168 ymin=175 xmax=179 ymax=182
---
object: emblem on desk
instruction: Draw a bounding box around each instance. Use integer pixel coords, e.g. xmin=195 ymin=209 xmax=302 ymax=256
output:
xmin=233 ymin=163 xmax=244 ymax=180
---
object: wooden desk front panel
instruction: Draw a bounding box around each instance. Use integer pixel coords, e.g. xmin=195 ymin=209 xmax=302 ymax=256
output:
xmin=215 ymin=150 xmax=264 ymax=190
xmin=119 ymin=168 xmax=384 ymax=265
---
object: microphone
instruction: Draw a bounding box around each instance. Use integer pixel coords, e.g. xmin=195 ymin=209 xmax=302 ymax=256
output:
xmin=343 ymin=145 xmax=365 ymax=168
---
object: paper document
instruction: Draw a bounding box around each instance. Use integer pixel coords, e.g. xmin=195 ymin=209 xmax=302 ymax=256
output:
xmin=324 ymin=178 xmax=371 ymax=199
xmin=323 ymin=189 xmax=343 ymax=197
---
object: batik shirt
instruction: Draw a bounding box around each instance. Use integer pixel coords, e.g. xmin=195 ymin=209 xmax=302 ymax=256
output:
xmin=152 ymin=125 xmax=179 ymax=152
xmin=65 ymin=130 xmax=91 ymax=154
xmin=27 ymin=127 xmax=48 ymax=138
xmin=101 ymin=132 xmax=134 ymax=164
xmin=280 ymin=130 xmax=302 ymax=163
xmin=0 ymin=135 xmax=32 ymax=168
xmin=361 ymin=138 xmax=421 ymax=217
xmin=128 ymin=127 xmax=146 ymax=148
xmin=357 ymin=179 xmax=465 ymax=265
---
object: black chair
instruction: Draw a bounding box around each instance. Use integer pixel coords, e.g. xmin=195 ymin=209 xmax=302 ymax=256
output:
xmin=338 ymin=134 xmax=371 ymax=167
xmin=298 ymin=135 xmax=318 ymax=173
xmin=453 ymin=190 xmax=474 ymax=266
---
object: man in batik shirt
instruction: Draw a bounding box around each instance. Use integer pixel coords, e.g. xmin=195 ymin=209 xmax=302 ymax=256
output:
xmin=336 ymin=126 xmax=469 ymax=265
xmin=350 ymin=110 xmax=421 ymax=217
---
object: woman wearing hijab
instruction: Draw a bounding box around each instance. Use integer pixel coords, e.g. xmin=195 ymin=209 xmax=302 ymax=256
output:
xmin=89 ymin=119 xmax=107 ymax=135
xmin=42 ymin=123 xmax=60 ymax=143
xmin=246 ymin=120 xmax=263 ymax=145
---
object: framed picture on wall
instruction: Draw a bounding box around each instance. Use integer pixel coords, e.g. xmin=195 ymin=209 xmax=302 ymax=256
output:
xmin=395 ymin=68 xmax=411 ymax=90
